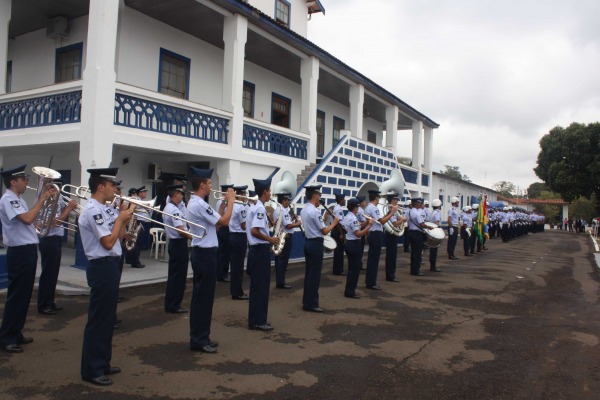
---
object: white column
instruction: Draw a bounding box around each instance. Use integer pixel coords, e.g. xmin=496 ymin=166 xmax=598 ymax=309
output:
xmin=349 ymin=84 xmax=364 ymax=139
xmin=385 ymin=105 xmax=398 ymax=155
xmin=562 ymin=204 xmax=569 ymax=222
xmin=215 ymin=159 xmax=240 ymax=187
xmin=222 ymin=14 xmax=248 ymax=153
xmin=423 ymin=126 xmax=433 ymax=171
xmin=79 ymin=0 xmax=120 ymax=184
xmin=300 ymin=56 xmax=319 ymax=163
xmin=0 ymin=0 xmax=11 ymax=95
xmin=412 ymin=120 xmax=423 ymax=169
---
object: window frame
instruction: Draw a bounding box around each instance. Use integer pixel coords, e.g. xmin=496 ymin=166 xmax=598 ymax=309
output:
xmin=332 ymin=116 xmax=345 ymax=147
xmin=367 ymin=130 xmax=377 ymax=144
xmin=54 ymin=42 xmax=83 ymax=83
xmin=271 ymin=92 xmax=292 ymax=128
xmin=316 ymin=109 xmax=325 ymax=157
xmin=242 ymin=80 xmax=255 ymax=118
xmin=158 ymin=48 xmax=191 ymax=100
xmin=274 ymin=0 xmax=291 ymax=27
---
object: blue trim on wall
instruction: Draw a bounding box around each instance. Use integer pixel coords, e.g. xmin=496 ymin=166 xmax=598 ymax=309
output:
xmin=0 ymin=91 xmax=82 ymax=130
xmin=55 ymin=42 xmax=83 ymax=83
xmin=242 ymin=123 xmax=307 ymax=159
xmin=158 ymin=48 xmax=191 ymax=100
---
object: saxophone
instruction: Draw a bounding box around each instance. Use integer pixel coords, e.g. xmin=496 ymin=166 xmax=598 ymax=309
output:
xmin=271 ymin=204 xmax=288 ymax=255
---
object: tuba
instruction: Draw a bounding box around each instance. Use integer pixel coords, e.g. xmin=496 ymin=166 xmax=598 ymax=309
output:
xmin=379 ymin=170 xmax=406 ymax=236
xmin=31 ymin=166 xmax=62 ymax=237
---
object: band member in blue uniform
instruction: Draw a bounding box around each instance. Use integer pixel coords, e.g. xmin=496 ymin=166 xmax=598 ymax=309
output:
xmin=461 ymin=206 xmax=474 ymax=256
xmin=407 ymin=198 xmax=434 ymax=276
xmin=246 ymin=178 xmax=280 ymax=331
xmin=364 ymin=190 xmax=398 ymax=289
xmin=446 ymin=196 xmax=460 ymax=260
xmin=329 ymin=193 xmax=346 ymax=275
xmin=79 ymin=167 xmax=133 ymax=386
xmin=124 ymin=187 xmax=145 ymax=269
xmin=162 ymin=184 xmax=191 ymax=314
xmin=356 ymin=195 xmax=368 ymax=258
xmin=37 ymin=181 xmax=78 ymax=315
xmin=384 ymin=192 xmax=406 ymax=282
xmin=216 ymin=184 xmax=234 ymax=282
xmin=428 ymin=199 xmax=443 ymax=272
xmin=273 ymin=192 xmax=301 ymax=289
xmin=0 ymin=165 xmax=56 ymax=354
xmin=342 ymin=198 xmax=375 ymax=299
xmin=187 ymin=168 xmax=234 ymax=353
xmin=299 ymin=185 xmax=339 ymax=312
xmin=229 ymin=185 xmax=249 ymax=300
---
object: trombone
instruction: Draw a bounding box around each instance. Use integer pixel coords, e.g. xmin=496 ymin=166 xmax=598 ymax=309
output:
xmin=211 ymin=189 xmax=257 ymax=205
xmin=62 ymin=185 xmax=207 ymax=239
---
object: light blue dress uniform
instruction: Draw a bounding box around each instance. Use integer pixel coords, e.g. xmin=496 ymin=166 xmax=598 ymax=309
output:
xmin=79 ymin=197 xmax=122 ymax=380
xmin=187 ymin=195 xmax=220 ymax=248
xmin=343 ymin=212 xmax=361 ymax=241
xmin=300 ymin=203 xmax=325 ymax=238
xmin=45 ymin=201 xmax=66 ymax=238
xmin=0 ymin=189 xmax=38 ymax=246
xmin=246 ymin=200 xmax=269 ymax=245
xmin=229 ymin=203 xmax=246 ymax=233
xmin=408 ymin=207 xmax=425 ymax=275
xmin=342 ymin=211 xmax=363 ymax=296
xmin=273 ymin=207 xmax=294 ymax=234
xmin=246 ymin=199 xmax=271 ymax=326
xmin=428 ymin=209 xmax=441 ymax=225
xmin=460 ymin=212 xmax=473 ymax=228
xmin=356 ymin=206 xmax=366 ymax=223
xmin=364 ymin=203 xmax=382 ymax=232
xmin=446 ymin=206 xmax=460 ymax=257
xmin=408 ymin=208 xmax=425 ymax=231
xmin=448 ymin=207 xmax=459 ymax=226
xmin=162 ymin=202 xmax=188 ymax=239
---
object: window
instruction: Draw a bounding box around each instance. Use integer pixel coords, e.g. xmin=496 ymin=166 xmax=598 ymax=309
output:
xmin=158 ymin=48 xmax=190 ymax=99
xmin=6 ymin=61 xmax=11 ymax=93
xmin=367 ymin=130 xmax=377 ymax=144
xmin=271 ymin=93 xmax=291 ymax=128
xmin=243 ymin=81 xmax=255 ymax=118
xmin=333 ymin=116 xmax=345 ymax=146
xmin=55 ymin=43 xmax=83 ymax=83
xmin=316 ymin=110 xmax=325 ymax=157
xmin=275 ymin=0 xmax=291 ymax=27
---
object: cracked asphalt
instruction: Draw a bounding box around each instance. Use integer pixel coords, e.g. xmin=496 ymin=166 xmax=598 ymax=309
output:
xmin=2 ymin=230 xmax=600 ymax=399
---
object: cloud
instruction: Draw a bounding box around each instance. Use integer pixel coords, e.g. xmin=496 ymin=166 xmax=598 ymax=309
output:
xmin=308 ymin=0 xmax=600 ymax=191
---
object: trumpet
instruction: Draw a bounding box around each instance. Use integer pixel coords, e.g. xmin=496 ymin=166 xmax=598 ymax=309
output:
xmin=211 ymin=189 xmax=257 ymax=205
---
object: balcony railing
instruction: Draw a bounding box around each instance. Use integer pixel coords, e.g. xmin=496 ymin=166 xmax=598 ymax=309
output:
xmin=243 ymin=121 xmax=308 ymax=160
xmin=114 ymin=92 xmax=229 ymax=144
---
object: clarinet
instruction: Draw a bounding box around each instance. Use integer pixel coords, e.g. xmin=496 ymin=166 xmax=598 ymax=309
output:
xmin=319 ymin=199 xmax=347 ymax=236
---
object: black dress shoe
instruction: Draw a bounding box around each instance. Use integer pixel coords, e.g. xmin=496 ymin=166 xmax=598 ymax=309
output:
xmin=450 ymin=256 xmax=460 ymax=260
xmin=118 ymin=296 xmax=124 ymax=303
xmin=51 ymin=306 xmax=63 ymax=311
xmin=302 ymin=307 xmax=325 ymax=313
xmin=82 ymin=376 xmax=113 ymax=386
xmin=249 ymin=324 xmax=274 ymax=331
xmin=430 ymin=268 xmax=442 ymax=272
xmin=113 ymin=324 xmax=119 ymax=330
xmin=365 ymin=285 xmax=382 ymax=290
xmin=3 ymin=344 xmax=23 ymax=353
xmin=217 ymin=278 xmax=230 ymax=282
xmin=17 ymin=337 xmax=33 ymax=345
xmin=209 ymin=341 xmax=219 ymax=348
xmin=190 ymin=344 xmax=218 ymax=353
xmin=114 ymin=318 xmax=122 ymax=324
xmin=232 ymin=294 xmax=249 ymax=300
xmin=344 ymin=293 xmax=360 ymax=299
xmin=39 ymin=308 xmax=56 ymax=315
xmin=333 ymin=272 xmax=347 ymax=276
xmin=104 ymin=366 xmax=121 ymax=375
xmin=276 ymin=284 xmax=292 ymax=289
xmin=131 ymin=264 xmax=145 ymax=268
xmin=417 ymin=272 xmax=425 ymax=276
xmin=386 ymin=278 xmax=399 ymax=282
xmin=167 ymin=307 xmax=188 ymax=313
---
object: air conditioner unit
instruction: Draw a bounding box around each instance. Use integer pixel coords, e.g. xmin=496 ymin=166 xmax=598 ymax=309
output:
xmin=47 ymin=16 xmax=69 ymax=39
xmin=148 ymin=163 xmax=161 ymax=181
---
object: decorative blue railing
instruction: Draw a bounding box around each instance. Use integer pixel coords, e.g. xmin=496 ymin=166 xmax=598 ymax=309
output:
xmin=114 ymin=94 xmax=229 ymax=143
xmin=242 ymin=124 xmax=307 ymax=160
xmin=400 ymin=166 xmax=418 ymax=184
xmin=421 ymin=173 xmax=429 ymax=187
xmin=0 ymin=91 xmax=82 ymax=131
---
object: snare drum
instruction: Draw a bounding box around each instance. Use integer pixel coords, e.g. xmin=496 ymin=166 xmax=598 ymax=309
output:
xmin=423 ymin=222 xmax=445 ymax=248
xmin=323 ymin=235 xmax=337 ymax=253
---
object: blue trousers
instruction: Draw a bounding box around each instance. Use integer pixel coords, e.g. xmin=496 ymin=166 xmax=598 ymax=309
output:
xmin=365 ymin=231 xmax=383 ymax=287
xmin=37 ymin=236 xmax=62 ymax=311
xmin=229 ymin=233 xmax=247 ymax=297
xmin=190 ymin=247 xmax=218 ymax=347
xmin=409 ymin=230 xmax=424 ymax=275
xmin=216 ymin=227 xmax=230 ymax=280
xmin=81 ymin=256 xmax=120 ymax=379
xmin=164 ymin=238 xmax=189 ymax=312
xmin=274 ymin=235 xmax=292 ymax=286
xmin=303 ymin=238 xmax=324 ymax=309
xmin=344 ymin=239 xmax=362 ymax=296
xmin=0 ymin=244 xmax=37 ymax=346
xmin=446 ymin=228 xmax=458 ymax=256
xmin=247 ymin=244 xmax=271 ymax=326
xmin=385 ymin=233 xmax=398 ymax=280
xmin=331 ymin=228 xmax=345 ymax=274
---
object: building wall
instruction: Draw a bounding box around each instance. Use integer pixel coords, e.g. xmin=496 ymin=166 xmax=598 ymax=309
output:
xmin=7 ymin=16 xmax=89 ymax=92
xmin=316 ymin=93 xmax=350 ymax=155
xmin=248 ymin=0 xmax=309 ymax=37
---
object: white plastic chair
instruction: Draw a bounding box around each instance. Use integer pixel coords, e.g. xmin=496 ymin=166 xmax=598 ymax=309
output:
xmin=149 ymin=228 xmax=166 ymax=260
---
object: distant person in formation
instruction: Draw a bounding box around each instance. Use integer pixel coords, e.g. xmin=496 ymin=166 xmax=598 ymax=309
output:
xmin=342 ymin=197 xmax=374 ymax=299
xmin=329 ymin=193 xmax=346 ymax=276
xmin=446 ymin=196 xmax=460 ymax=260
xmin=427 ymin=199 xmax=443 ymax=272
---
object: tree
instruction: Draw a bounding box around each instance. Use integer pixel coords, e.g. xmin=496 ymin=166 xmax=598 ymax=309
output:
xmin=492 ymin=181 xmax=516 ymax=197
xmin=439 ymin=165 xmax=471 ymax=182
xmin=527 ymin=182 xmax=549 ymax=199
xmin=535 ymin=122 xmax=600 ymax=211
xmin=397 ymin=156 xmax=412 ymax=166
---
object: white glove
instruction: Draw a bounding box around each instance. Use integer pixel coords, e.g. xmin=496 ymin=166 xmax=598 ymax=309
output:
xmin=449 ymin=227 xmax=454 ymax=235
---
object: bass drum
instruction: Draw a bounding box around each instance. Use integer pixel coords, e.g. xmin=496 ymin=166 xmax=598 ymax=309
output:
xmin=423 ymin=222 xmax=445 ymax=248
xmin=323 ymin=235 xmax=337 ymax=253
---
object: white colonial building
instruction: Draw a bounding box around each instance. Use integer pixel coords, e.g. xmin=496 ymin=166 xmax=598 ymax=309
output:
xmin=0 ymin=0 xmax=439 ymax=267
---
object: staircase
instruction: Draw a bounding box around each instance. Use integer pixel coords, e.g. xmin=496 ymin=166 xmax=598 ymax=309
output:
xmin=296 ymin=162 xmax=318 ymax=188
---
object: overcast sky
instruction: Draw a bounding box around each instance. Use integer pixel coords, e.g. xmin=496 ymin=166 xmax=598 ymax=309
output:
xmin=307 ymin=0 xmax=600 ymax=193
